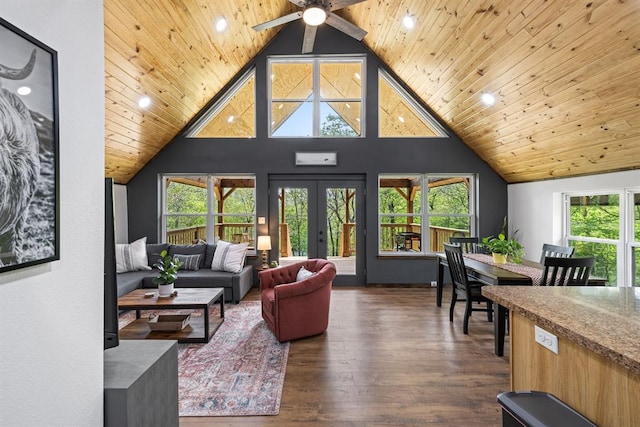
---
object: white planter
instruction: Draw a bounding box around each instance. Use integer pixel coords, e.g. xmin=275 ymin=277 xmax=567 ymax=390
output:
xmin=158 ymin=283 xmax=174 ymax=297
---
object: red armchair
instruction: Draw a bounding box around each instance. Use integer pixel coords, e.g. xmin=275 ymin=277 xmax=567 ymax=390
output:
xmin=259 ymin=259 xmax=336 ymax=342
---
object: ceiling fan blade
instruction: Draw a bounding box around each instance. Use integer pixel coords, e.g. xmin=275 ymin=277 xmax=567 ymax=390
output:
xmin=325 ymin=13 xmax=367 ymax=40
xmin=252 ymin=11 xmax=303 ymax=32
xmin=329 ymin=0 xmax=368 ymax=11
xmin=302 ymin=24 xmax=317 ymax=54
xmin=288 ymin=0 xmax=307 ymax=6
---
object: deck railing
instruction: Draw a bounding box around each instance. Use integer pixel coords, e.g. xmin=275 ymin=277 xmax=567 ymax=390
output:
xmin=166 ymin=223 xmax=255 ymax=247
xmin=167 ymin=223 xmax=466 ymax=254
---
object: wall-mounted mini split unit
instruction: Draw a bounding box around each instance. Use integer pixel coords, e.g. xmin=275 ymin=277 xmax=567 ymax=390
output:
xmin=295 ymin=152 xmax=337 ymax=166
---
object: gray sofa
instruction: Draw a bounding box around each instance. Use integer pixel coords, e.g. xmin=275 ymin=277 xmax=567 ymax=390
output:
xmin=117 ymin=242 xmax=254 ymax=304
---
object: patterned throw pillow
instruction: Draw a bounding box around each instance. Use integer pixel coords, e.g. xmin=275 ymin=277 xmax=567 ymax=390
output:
xmin=115 ymin=237 xmax=152 ymax=273
xmin=175 ymin=254 xmax=202 ymax=271
xmin=211 ymin=240 xmax=249 ymax=273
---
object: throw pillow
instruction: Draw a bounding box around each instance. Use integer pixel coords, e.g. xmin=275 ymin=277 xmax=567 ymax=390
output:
xmin=211 ymin=240 xmax=248 ymax=273
xmin=169 ymin=243 xmax=207 ymax=268
xmin=116 ymin=237 xmax=152 ymax=273
xmin=176 ymin=254 xmax=202 ymax=271
xmin=296 ymin=266 xmax=315 ymax=281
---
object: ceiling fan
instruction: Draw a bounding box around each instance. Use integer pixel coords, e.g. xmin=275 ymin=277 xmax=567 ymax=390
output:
xmin=252 ymin=0 xmax=368 ymax=54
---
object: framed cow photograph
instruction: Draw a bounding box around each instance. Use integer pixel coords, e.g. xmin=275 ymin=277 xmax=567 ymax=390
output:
xmin=0 ymin=18 xmax=59 ymax=273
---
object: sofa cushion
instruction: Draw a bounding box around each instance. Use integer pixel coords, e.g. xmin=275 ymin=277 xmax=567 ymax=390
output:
xmin=116 ymin=270 xmax=150 ymax=297
xmin=211 ymin=240 xmax=248 ymax=273
xmin=175 ymin=253 xmax=202 ymax=271
xmin=146 ymin=243 xmax=170 ymax=267
xmin=116 ymin=237 xmax=152 ymax=273
xmin=169 ymin=244 xmax=207 ymax=268
xmin=203 ymin=244 xmax=217 ymax=269
xmin=141 ymin=269 xmax=240 ymax=288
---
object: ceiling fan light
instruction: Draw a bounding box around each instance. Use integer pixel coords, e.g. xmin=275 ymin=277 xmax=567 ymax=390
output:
xmin=303 ymin=4 xmax=327 ymax=26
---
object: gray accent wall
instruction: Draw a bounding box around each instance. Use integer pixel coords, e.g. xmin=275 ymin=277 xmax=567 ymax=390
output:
xmin=126 ymin=21 xmax=508 ymax=284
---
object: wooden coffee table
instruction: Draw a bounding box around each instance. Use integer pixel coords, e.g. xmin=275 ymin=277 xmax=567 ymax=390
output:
xmin=118 ymin=288 xmax=225 ymax=343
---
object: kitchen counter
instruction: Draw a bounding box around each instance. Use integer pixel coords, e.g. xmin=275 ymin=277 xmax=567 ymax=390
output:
xmin=482 ymin=285 xmax=640 ymax=427
xmin=482 ymin=285 xmax=640 ymax=375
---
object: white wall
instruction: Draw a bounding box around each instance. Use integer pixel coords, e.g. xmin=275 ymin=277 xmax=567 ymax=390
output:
xmin=0 ymin=1 xmax=105 ymax=426
xmin=509 ymin=169 xmax=640 ymax=267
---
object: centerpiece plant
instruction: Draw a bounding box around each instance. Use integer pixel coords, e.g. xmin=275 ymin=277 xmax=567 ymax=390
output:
xmin=481 ymin=217 xmax=524 ymax=264
xmin=153 ymin=250 xmax=183 ymax=296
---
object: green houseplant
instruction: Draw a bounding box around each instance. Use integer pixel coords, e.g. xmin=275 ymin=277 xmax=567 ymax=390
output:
xmin=153 ymin=250 xmax=183 ymax=296
xmin=481 ymin=218 xmax=524 ymax=264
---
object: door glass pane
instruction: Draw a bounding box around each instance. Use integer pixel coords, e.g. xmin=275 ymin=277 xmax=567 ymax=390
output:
xmin=278 ymin=187 xmax=308 ymax=266
xmin=326 ymin=187 xmax=356 ymax=275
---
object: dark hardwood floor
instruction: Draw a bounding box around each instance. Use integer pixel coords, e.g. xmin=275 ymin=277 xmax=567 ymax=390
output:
xmin=180 ymin=286 xmax=510 ymax=426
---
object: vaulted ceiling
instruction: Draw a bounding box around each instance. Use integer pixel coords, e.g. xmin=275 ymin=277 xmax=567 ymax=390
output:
xmin=104 ymin=0 xmax=640 ymax=185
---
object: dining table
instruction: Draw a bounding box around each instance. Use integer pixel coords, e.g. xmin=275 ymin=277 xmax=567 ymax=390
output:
xmin=436 ymin=252 xmax=607 ymax=356
xmin=437 ymin=252 xmax=536 ymax=356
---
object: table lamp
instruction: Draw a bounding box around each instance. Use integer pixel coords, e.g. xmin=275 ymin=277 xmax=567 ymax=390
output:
xmin=257 ymin=235 xmax=272 ymax=269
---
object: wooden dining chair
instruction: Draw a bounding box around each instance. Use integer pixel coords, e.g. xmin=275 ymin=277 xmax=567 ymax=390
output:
xmin=449 ymin=236 xmax=480 ymax=253
xmin=541 ymin=256 xmax=595 ymax=286
xmin=540 ymin=243 xmax=575 ymax=264
xmin=443 ymin=243 xmax=493 ymax=334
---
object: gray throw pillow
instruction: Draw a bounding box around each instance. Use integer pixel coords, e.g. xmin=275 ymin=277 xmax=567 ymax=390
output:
xmin=175 ymin=254 xmax=202 ymax=271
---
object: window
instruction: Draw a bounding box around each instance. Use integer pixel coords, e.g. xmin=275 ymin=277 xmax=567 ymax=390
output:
xmin=378 ymin=174 xmax=475 ymax=254
xmin=563 ymin=190 xmax=640 ymax=286
xmin=161 ymin=175 xmax=256 ymax=251
xmin=378 ymin=69 xmax=447 ymax=137
xmin=268 ymin=56 xmax=364 ymax=137
xmin=185 ymin=68 xmax=256 ymax=138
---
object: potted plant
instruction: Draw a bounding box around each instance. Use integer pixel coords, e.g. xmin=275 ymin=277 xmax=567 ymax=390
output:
xmin=153 ymin=250 xmax=183 ymax=297
xmin=481 ymin=218 xmax=524 ymax=264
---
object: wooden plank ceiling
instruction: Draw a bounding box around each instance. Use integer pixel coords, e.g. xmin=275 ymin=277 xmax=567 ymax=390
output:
xmin=105 ymin=0 xmax=640 ymax=184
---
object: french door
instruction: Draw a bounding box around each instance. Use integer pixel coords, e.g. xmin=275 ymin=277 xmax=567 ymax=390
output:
xmin=269 ymin=176 xmax=365 ymax=285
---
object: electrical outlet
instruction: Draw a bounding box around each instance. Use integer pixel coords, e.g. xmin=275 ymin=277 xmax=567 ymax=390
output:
xmin=534 ymin=325 xmax=559 ymax=354
xmin=430 ymin=281 xmax=437 ymax=287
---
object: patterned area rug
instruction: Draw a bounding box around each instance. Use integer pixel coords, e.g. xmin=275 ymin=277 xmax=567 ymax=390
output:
xmin=119 ymin=301 xmax=289 ymax=416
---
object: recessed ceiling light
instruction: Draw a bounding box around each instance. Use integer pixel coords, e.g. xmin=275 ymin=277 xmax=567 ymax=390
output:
xmin=398 ymin=116 xmax=405 ymax=123
xmin=354 ymin=72 xmax=361 ymax=80
xmin=227 ymin=115 xmax=235 ymax=123
xmin=480 ymin=93 xmax=496 ymax=106
xmin=345 ymin=103 xmax=351 ymax=109
xmin=138 ymin=96 xmax=151 ymax=108
xmin=278 ymin=104 xmax=284 ymax=110
xmin=17 ymin=86 xmax=31 ymax=95
xmin=215 ymin=17 xmax=227 ymax=32
xmin=402 ymin=15 xmax=415 ymax=30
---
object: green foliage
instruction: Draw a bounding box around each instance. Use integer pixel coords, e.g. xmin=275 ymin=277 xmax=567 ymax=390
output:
xmin=321 ymin=113 xmax=357 ymax=137
xmin=481 ymin=217 xmax=524 ymax=263
xmin=152 ymin=250 xmax=183 ymax=285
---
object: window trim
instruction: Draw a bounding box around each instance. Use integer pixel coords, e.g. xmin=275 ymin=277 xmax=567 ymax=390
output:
xmin=378 ymin=68 xmax=448 ymax=138
xmin=267 ymin=55 xmax=366 ymax=138
xmin=562 ymin=188 xmax=640 ymax=286
xmin=184 ymin=67 xmax=256 ymax=138
xmin=161 ymin=173 xmax=257 ymax=254
xmin=378 ymin=173 xmax=476 ymax=256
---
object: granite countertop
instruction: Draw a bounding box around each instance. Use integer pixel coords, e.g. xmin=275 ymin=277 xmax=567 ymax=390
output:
xmin=482 ymin=286 xmax=640 ymax=375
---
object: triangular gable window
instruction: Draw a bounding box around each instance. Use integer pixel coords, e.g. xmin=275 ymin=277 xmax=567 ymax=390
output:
xmin=378 ymin=69 xmax=447 ymax=137
xmin=186 ymin=68 xmax=255 ymax=138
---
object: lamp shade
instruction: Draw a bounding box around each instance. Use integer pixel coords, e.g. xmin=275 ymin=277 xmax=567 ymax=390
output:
xmin=302 ymin=4 xmax=327 ymax=26
xmin=257 ymin=235 xmax=272 ymax=251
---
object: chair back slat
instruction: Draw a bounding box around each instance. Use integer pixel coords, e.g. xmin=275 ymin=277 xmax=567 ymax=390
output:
xmin=540 ymin=243 xmax=575 ymax=264
xmin=449 ymin=236 xmax=480 ymax=254
xmin=443 ymin=243 xmax=469 ymax=293
xmin=541 ymin=256 xmax=595 ymax=286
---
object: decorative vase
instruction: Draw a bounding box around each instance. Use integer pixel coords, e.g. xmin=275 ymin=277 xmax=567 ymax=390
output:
xmin=158 ymin=283 xmax=174 ymax=297
xmin=492 ymin=253 xmax=507 ymax=264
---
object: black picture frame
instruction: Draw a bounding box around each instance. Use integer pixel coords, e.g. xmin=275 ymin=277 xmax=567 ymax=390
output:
xmin=0 ymin=18 xmax=59 ymax=273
